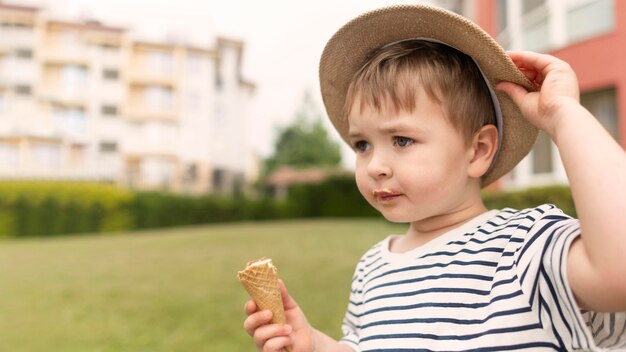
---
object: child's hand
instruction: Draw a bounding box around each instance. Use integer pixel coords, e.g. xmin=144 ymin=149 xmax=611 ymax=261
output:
xmin=243 ymin=280 xmax=315 ymax=352
xmin=497 ymin=51 xmax=580 ymax=138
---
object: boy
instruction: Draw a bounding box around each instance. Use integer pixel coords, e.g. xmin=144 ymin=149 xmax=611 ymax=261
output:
xmin=243 ymin=4 xmax=626 ymax=351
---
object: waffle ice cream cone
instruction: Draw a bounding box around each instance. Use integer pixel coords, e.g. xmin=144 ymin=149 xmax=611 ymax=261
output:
xmin=238 ymin=257 xmax=291 ymax=351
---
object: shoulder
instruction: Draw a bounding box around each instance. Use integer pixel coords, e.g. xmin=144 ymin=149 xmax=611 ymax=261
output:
xmin=353 ymin=237 xmax=389 ymax=274
xmin=491 ymin=203 xmax=574 ymax=228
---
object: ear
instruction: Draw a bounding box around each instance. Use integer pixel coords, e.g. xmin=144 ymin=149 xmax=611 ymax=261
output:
xmin=467 ymin=124 xmax=498 ymax=178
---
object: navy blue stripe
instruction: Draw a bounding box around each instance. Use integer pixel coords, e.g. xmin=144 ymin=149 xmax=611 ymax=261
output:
xmin=539 ymin=291 xmax=566 ymax=350
xmin=365 ymin=260 xmax=498 ymax=287
xmin=350 ymin=290 xmax=524 ymax=318
xmin=552 ymin=223 xmax=585 ymax=347
xmin=597 ymin=313 xmax=616 ymax=346
xmin=363 ymin=262 xmax=389 ymax=279
xmin=537 ymin=235 xmax=573 ymax=336
xmin=362 ymin=341 xmax=560 ymax=352
xmin=361 ymin=306 xmax=532 ymax=329
xmin=365 ymin=273 xmax=492 ymax=293
xmin=421 ymin=247 xmax=504 ymax=259
xmin=518 ymin=220 xmax=562 ymax=276
xmin=448 ymin=234 xmax=513 ymax=245
xmin=360 ymin=323 xmax=542 ymax=342
xmin=364 ymin=286 xmax=491 ymax=304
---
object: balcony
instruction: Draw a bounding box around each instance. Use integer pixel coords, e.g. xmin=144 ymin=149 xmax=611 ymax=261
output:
xmin=126 ymin=69 xmax=176 ymax=87
xmin=41 ymin=45 xmax=91 ymax=66
xmin=39 ymin=87 xmax=88 ymax=108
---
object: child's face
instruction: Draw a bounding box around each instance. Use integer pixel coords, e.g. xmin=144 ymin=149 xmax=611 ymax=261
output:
xmin=348 ymin=88 xmax=478 ymax=224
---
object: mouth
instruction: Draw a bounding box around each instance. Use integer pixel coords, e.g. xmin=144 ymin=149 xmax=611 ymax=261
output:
xmin=373 ymin=189 xmax=402 ymax=203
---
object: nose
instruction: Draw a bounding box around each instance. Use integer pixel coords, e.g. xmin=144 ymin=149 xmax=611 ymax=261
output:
xmin=366 ymin=151 xmax=392 ymax=179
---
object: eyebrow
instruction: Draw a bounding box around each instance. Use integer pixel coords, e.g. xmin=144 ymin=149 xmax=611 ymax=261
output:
xmin=348 ymin=130 xmax=362 ymax=139
xmin=348 ymin=122 xmax=424 ymax=139
xmin=377 ymin=121 xmax=426 ymax=137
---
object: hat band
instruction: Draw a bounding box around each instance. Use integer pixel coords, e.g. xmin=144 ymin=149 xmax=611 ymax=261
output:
xmin=379 ymin=38 xmax=504 ymax=176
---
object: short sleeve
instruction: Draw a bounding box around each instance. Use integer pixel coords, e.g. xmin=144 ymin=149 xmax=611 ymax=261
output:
xmin=516 ymin=204 xmax=626 ymax=350
xmin=340 ymin=253 xmax=368 ymax=351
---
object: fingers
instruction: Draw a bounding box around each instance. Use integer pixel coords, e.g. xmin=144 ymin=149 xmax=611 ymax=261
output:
xmin=278 ymin=279 xmax=297 ymax=310
xmin=244 ymin=309 xmax=293 ymax=352
xmin=507 ymin=51 xmax=572 ymax=82
xmin=255 ymin=325 xmax=293 ymax=351
xmin=244 ymin=309 xmax=272 ymax=336
xmin=496 ymin=81 xmax=530 ymax=109
xmin=245 ymin=299 xmax=258 ymax=316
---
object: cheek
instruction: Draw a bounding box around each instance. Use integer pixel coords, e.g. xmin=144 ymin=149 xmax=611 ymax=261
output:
xmin=354 ymin=168 xmax=371 ymax=200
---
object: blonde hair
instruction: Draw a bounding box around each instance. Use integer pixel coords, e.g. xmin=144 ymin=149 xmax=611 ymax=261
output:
xmin=345 ymin=40 xmax=495 ymax=143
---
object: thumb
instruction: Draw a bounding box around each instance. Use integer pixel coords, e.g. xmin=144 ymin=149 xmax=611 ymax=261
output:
xmin=496 ymin=81 xmax=530 ymax=109
xmin=278 ymin=279 xmax=298 ymax=310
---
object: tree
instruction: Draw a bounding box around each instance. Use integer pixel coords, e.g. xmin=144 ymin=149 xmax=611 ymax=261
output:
xmin=262 ymin=90 xmax=342 ymax=177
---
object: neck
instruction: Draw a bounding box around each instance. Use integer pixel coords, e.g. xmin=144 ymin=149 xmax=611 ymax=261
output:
xmin=406 ymin=201 xmax=488 ymax=247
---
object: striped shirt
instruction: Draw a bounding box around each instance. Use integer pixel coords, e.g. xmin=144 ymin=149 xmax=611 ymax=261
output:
xmin=341 ymin=204 xmax=626 ymax=351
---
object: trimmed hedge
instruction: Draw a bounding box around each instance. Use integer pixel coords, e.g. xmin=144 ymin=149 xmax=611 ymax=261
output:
xmin=0 ymin=179 xmax=575 ymax=238
xmin=0 ymin=181 xmax=133 ymax=237
xmin=482 ymin=185 xmax=575 ymax=217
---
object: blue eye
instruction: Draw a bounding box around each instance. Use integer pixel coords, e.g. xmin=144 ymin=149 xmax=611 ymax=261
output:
xmin=394 ymin=136 xmax=413 ymax=148
xmin=354 ymin=140 xmax=370 ymax=152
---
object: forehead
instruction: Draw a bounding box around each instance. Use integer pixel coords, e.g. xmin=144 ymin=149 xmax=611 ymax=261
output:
xmin=347 ymin=90 xmax=451 ymax=133
xmin=348 ymin=85 xmax=446 ymax=122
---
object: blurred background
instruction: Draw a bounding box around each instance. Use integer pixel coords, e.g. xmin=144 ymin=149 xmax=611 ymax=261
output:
xmin=0 ymin=0 xmax=622 ymax=194
xmin=0 ymin=0 xmax=622 ymax=350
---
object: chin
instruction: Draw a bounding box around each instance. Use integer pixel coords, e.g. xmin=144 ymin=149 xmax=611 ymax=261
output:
xmin=379 ymin=211 xmax=413 ymax=223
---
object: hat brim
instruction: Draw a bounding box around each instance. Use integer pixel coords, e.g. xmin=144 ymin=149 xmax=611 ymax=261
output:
xmin=319 ymin=4 xmax=538 ymax=187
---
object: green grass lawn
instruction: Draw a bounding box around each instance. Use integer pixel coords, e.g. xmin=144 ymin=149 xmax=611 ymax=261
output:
xmin=0 ymin=219 xmax=406 ymax=352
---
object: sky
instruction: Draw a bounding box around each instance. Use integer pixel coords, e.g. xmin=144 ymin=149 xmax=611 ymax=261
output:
xmin=21 ymin=0 xmax=433 ymax=166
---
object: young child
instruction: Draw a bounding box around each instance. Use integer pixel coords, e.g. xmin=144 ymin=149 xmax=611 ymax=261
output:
xmin=243 ymin=4 xmax=626 ymax=351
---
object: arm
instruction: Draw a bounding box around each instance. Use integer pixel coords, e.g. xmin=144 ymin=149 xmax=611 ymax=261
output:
xmin=243 ymin=280 xmax=355 ymax=352
xmin=497 ymin=51 xmax=626 ymax=312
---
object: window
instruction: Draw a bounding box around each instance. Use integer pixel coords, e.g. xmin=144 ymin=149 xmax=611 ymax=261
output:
xmin=99 ymin=141 xmax=118 ymax=153
xmin=145 ymin=122 xmax=178 ymax=143
xmin=532 ymin=131 xmax=553 ymax=174
xmin=102 ymin=68 xmax=119 ymax=80
xmin=523 ymin=0 xmax=546 ymax=14
xmin=141 ymin=157 xmax=174 ymax=185
xmin=186 ymin=92 xmax=201 ymax=112
xmin=101 ymin=105 xmax=118 ymax=116
xmin=68 ymin=144 xmax=84 ymax=167
xmin=59 ymin=30 xmax=80 ymax=47
xmin=15 ymin=48 xmax=33 ymax=59
xmin=496 ymin=0 xmax=508 ymax=32
xmin=215 ymin=73 xmax=223 ymax=91
xmin=523 ymin=17 xmax=550 ymax=51
xmin=147 ymin=51 xmax=173 ymax=74
xmin=14 ymin=85 xmax=31 ymax=95
xmin=33 ymin=143 xmax=61 ymax=168
xmin=144 ymin=86 xmax=173 ymax=111
xmin=213 ymin=168 xmax=225 ymax=191
xmin=581 ymin=88 xmax=619 ymax=141
xmin=61 ymin=65 xmax=88 ymax=93
xmin=54 ymin=108 xmax=86 ymax=135
xmin=0 ymin=143 xmax=19 ymax=167
xmin=567 ymin=0 xmax=614 ymax=44
xmin=187 ymin=54 xmax=203 ymax=74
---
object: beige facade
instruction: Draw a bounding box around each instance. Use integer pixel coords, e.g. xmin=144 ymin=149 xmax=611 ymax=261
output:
xmin=0 ymin=3 xmax=256 ymax=195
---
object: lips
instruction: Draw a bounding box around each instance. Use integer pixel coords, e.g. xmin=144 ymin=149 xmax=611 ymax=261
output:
xmin=373 ymin=188 xmax=402 ymax=203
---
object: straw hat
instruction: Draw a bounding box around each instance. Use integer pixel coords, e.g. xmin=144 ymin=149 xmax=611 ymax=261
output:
xmin=319 ymin=4 xmax=538 ymax=186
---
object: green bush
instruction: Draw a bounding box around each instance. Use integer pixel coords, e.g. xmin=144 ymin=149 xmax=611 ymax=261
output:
xmin=0 ymin=180 xmax=576 ymax=238
xmin=286 ymin=176 xmax=575 ymax=218
xmin=286 ymin=176 xmax=379 ymax=218
xmin=482 ymin=185 xmax=575 ymax=217
xmin=0 ymin=181 xmax=133 ymax=237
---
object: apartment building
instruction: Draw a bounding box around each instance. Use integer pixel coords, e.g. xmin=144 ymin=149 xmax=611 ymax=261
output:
xmin=0 ymin=3 xmax=255 ymax=195
xmin=473 ymin=0 xmax=623 ymax=189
